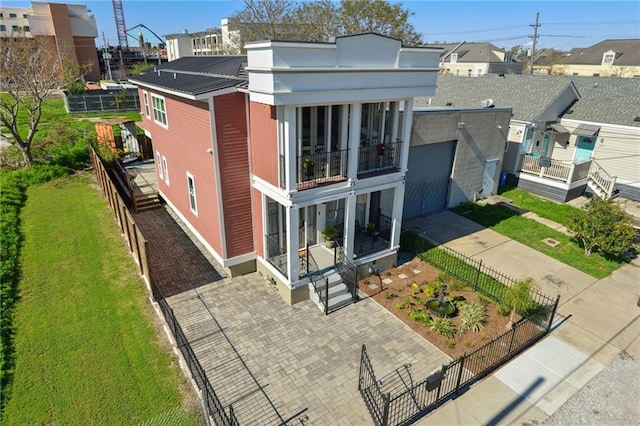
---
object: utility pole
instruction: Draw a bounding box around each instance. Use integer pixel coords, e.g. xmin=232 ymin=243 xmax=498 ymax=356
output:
xmin=528 ymin=12 xmax=540 ymax=74
xmin=102 ymin=32 xmax=113 ymax=81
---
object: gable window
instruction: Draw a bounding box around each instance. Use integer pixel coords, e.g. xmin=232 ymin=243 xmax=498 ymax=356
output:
xmin=156 ymin=151 xmax=163 ymax=181
xmin=450 ymin=53 xmax=458 ymax=63
xmin=151 ymin=94 xmax=168 ymax=127
xmin=162 ymin=156 xmax=169 ymax=184
xmin=504 ymin=53 xmax=512 ymax=63
xmin=142 ymin=91 xmax=150 ymax=117
xmin=187 ymin=173 xmax=197 ymax=215
xmin=602 ymin=51 xmax=615 ymax=65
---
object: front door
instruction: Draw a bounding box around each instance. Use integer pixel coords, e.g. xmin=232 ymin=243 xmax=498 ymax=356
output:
xmin=369 ymin=191 xmax=381 ymax=227
xmin=574 ymin=136 xmax=595 ymax=162
xmin=298 ymin=205 xmax=317 ymax=249
xmin=482 ymin=158 xmax=499 ymax=198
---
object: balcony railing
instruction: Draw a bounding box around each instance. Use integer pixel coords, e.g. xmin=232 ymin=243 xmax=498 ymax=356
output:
xmin=520 ymin=154 xmax=575 ymax=182
xmin=357 ymin=141 xmax=401 ymax=178
xmin=296 ymin=148 xmax=348 ymax=190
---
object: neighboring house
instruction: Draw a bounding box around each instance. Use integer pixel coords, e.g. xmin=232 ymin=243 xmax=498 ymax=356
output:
xmin=0 ymin=2 xmax=101 ymax=81
xmin=130 ymin=34 xmax=446 ymax=309
xmin=427 ymin=74 xmax=640 ymax=202
xmin=427 ymin=42 xmax=524 ymax=77
xmin=559 ymin=39 xmax=640 ymax=78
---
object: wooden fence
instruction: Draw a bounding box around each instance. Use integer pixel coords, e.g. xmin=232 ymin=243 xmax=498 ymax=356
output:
xmin=89 ymin=145 xmax=151 ymax=285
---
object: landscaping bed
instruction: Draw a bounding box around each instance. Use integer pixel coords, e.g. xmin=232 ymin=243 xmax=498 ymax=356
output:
xmin=359 ymin=257 xmax=538 ymax=362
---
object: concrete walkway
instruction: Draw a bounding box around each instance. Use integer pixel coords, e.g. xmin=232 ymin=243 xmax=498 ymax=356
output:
xmin=405 ymin=210 xmax=640 ymax=425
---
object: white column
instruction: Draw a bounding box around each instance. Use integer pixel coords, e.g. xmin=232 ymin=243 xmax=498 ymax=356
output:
xmin=390 ymin=183 xmax=405 ymax=249
xmin=348 ymin=103 xmax=362 ymax=182
xmin=344 ymin=193 xmax=357 ymax=262
xmin=390 ymin=101 xmax=400 ymax=142
xmin=286 ymin=205 xmax=299 ymax=284
xmin=283 ymin=106 xmax=297 ymax=192
xmin=399 ymin=99 xmax=413 ymax=172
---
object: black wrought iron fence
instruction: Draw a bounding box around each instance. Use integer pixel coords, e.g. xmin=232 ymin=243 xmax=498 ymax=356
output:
xmin=151 ymin=277 xmax=239 ymax=426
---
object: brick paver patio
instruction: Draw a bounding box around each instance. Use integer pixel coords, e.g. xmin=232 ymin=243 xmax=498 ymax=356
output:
xmin=136 ymin=205 xmax=451 ymax=424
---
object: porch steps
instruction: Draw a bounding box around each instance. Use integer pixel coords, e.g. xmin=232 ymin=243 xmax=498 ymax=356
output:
xmin=133 ymin=193 xmax=162 ymax=212
xmin=586 ymin=179 xmax=618 ymax=200
xmin=309 ymin=270 xmax=352 ymax=312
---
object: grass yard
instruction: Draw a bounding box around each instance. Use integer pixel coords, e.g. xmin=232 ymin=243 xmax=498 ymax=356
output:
xmin=453 ymin=203 xmax=624 ymax=279
xmin=2 ymin=173 xmax=201 ymax=425
xmin=498 ymin=187 xmax=582 ymax=225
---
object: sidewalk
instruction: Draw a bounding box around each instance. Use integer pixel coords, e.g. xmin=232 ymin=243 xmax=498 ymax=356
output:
xmin=405 ymin=210 xmax=640 ymax=425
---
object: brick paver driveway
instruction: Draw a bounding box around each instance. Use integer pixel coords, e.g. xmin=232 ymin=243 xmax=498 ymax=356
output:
xmin=136 ymin=206 xmax=450 ymax=424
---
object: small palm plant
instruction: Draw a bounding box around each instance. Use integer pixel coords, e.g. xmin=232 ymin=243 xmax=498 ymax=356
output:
xmin=430 ymin=317 xmax=456 ymax=338
xmin=458 ymin=302 xmax=487 ymax=334
xmin=503 ymin=277 xmax=539 ymax=330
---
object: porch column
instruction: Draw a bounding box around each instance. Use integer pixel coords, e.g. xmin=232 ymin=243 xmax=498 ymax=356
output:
xmin=283 ymin=106 xmax=297 ymax=192
xmin=390 ymin=183 xmax=405 ymax=249
xmin=390 ymin=101 xmax=400 ymax=142
xmin=344 ymin=193 xmax=357 ymax=262
xmin=286 ymin=205 xmax=300 ymax=284
xmin=348 ymin=103 xmax=362 ymax=181
xmin=399 ymin=99 xmax=413 ymax=171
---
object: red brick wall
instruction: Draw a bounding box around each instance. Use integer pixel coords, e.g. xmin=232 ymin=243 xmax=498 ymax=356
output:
xmin=214 ymin=93 xmax=254 ymax=258
xmin=249 ymin=102 xmax=279 ymax=187
xmin=252 ymin=188 xmax=264 ymax=258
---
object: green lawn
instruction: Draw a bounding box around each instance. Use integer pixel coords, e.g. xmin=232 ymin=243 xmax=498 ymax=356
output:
xmin=2 ymin=173 xmax=201 ymax=425
xmin=498 ymin=187 xmax=583 ymax=225
xmin=452 ymin=203 xmax=624 ymax=279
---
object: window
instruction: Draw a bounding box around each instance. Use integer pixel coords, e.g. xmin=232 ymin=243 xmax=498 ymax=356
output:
xmin=156 ymin=151 xmax=163 ymax=181
xmin=151 ymin=94 xmax=167 ymax=127
xmin=11 ymin=25 xmax=18 ymax=32
xmin=162 ymin=156 xmax=169 ymax=184
xmin=23 ymin=14 xmax=28 ymax=18
xmin=142 ymin=91 xmax=150 ymax=117
xmin=187 ymin=173 xmax=197 ymax=214
xmin=450 ymin=53 xmax=458 ymax=63
xmin=602 ymin=52 xmax=615 ymax=65
xmin=0 ymin=25 xmax=5 ymax=31
xmin=504 ymin=53 xmax=512 ymax=63
xmin=0 ymin=13 xmax=4 ymax=18
xmin=9 ymin=13 xmax=17 ymax=18
xmin=23 ymin=25 xmax=29 ymax=32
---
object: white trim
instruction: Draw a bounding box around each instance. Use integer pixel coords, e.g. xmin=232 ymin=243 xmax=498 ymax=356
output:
xmin=560 ymin=118 xmax=640 ymax=132
xmin=245 ymin=66 xmax=441 ymax=73
xmin=160 ymin=190 xmax=256 ymax=268
xmin=142 ymin=90 xmax=150 ymax=118
xmin=130 ymin=80 xmax=239 ymax=101
xmin=186 ymin=171 xmax=198 ymax=216
xmin=208 ymin=97 xmax=227 ymax=260
xmin=252 ymin=175 xmax=293 ymax=207
xmin=162 ymin=155 xmax=169 ymax=184
xmin=156 ymin=151 xmax=163 ymax=181
xmin=151 ymin=93 xmax=169 ymax=128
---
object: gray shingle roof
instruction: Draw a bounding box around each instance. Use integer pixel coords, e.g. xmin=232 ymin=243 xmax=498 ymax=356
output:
xmin=421 ymin=74 xmax=640 ymax=127
xmin=561 ymin=39 xmax=640 ymax=66
xmin=426 ymin=42 xmax=508 ymax=63
xmin=128 ymin=56 xmax=248 ymax=97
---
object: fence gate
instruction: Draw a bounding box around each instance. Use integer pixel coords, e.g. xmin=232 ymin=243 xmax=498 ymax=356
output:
xmin=358 ymin=345 xmax=390 ymax=426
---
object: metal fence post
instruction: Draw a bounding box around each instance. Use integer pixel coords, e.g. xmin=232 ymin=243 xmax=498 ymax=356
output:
xmin=358 ymin=344 xmax=365 ymax=391
xmin=324 ymin=278 xmax=329 ymax=315
xmin=382 ymin=393 xmax=391 ymax=426
xmin=507 ymin=325 xmax=517 ymax=356
xmin=474 ymin=259 xmax=482 ymax=291
xmin=546 ymin=294 xmax=561 ymax=333
xmin=454 ymin=355 xmax=466 ymax=395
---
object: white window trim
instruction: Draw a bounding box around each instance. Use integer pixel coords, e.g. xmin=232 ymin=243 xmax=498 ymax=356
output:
xmin=162 ymin=156 xmax=169 ymax=185
xmin=156 ymin=151 xmax=163 ymax=181
xmin=187 ymin=172 xmax=198 ymax=215
xmin=151 ymin=94 xmax=168 ymax=128
xmin=450 ymin=53 xmax=458 ymax=63
xmin=143 ymin=90 xmax=150 ymax=118
xmin=602 ymin=51 xmax=615 ymax=65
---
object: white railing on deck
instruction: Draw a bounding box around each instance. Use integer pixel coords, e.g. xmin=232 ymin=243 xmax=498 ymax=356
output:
xmin=520 ymin=154 xmax=573 ymax=182
xmin=588 ymin=160 xmax=617 ymax=198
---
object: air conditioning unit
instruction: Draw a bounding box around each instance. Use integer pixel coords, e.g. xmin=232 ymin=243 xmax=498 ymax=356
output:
xmin=481 ymin=99 xmax=495 ymax=108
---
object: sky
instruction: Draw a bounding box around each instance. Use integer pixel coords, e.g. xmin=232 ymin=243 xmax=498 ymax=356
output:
xmin=4 ymin=0 xmax=640 ymax=51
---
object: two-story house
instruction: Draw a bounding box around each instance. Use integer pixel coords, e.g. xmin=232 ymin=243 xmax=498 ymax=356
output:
xmin=130 ymin=34 xmax=442 ymax=309
xmin=428 ymin=42 xmax=524 ymax=77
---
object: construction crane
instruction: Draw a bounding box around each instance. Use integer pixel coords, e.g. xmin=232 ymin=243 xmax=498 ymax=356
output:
xmin=126 ymin=23 xmax=166 ymax=65
xmin=112 ymin=0 xmax=128 ymax=50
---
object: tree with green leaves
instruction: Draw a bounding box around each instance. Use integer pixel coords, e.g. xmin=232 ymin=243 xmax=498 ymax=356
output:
xmin=567 ymin=197 xmax=636 ymax=257
xmin=0 ymin=37 xmax=64 ymax=167
xmin=231 ymin=0 xmax=422 ymax=49
xmin=504 ymin=277 xmax=538 ymax=330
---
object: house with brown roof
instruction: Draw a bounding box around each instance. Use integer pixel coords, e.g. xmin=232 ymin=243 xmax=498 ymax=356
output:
xmin=559 ymin=39 xmax=640 ymax=78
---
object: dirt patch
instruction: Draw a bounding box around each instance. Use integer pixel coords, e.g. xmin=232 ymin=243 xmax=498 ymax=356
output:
xmin=359 ymin=257 xmax=514 ymax=360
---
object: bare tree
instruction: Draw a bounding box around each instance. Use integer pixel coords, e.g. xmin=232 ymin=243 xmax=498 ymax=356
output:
xmin=0 ymin=37 xmax=64 ymax=167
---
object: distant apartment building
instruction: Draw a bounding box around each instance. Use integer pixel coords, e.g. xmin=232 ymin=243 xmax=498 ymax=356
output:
xmin=165 ymin=18 xmax=240 ymax=61
xmin=0 ymin=1 xmax=101 ymax=81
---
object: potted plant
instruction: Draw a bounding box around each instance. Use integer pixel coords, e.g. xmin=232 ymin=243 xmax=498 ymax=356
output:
xmin=366 ymin=222 xmax=376 ymax=233
xmin=302 ymin=158 xmax=315 ymax=179
xmin=321 ymin=225 xmax=339 ymax=248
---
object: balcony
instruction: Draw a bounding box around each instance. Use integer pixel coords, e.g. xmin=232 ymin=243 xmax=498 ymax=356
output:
xmin=296 ymin=149 xmax=348 ymax=190
xmin=357 ymin=141 xmax=401 ymax=178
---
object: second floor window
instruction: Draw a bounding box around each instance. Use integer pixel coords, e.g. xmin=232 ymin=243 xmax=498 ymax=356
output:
xmin=151 ymin=94 xmax=167 ymax=127
xmin=142 ymin=91 xmax=150 ymax=117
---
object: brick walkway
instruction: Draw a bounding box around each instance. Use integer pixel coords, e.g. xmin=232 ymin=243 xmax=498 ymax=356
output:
xmin=134 ymin=206 xmax=451 ymax=425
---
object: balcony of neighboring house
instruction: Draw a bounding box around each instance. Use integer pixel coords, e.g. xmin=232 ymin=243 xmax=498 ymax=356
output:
xmin=295 ymin=149 xmax=349 ymax=190
xmin=357 ymin=139 xmax=402 ymax=178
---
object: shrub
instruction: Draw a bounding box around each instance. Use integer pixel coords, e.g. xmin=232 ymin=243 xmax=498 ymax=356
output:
xmin=408 ymin=310 xmax=431 ymax=327
xmin=430 ymin=317 xmax=456 ymax=337
xmin=458 ymin=302 xmax=487 ymax=334
xmin=385 ymin=290 xmax=396 ymax=299
xmin=445 ymin=340 xmax=456 ymax=349
xmin=421 ymin=281 xmax=439 ymax=298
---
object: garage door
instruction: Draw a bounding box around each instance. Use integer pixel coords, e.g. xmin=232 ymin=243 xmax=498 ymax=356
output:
xmin=403 ymin=141 xmax=456 ymax=219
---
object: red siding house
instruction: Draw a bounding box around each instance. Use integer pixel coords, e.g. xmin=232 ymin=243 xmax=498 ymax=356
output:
xmin=130 ymin=34 xmax=443 ymax=309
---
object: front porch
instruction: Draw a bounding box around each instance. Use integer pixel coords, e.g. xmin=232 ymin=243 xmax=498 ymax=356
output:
xmin=517 ymin=154 xmax=616 ymax=202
